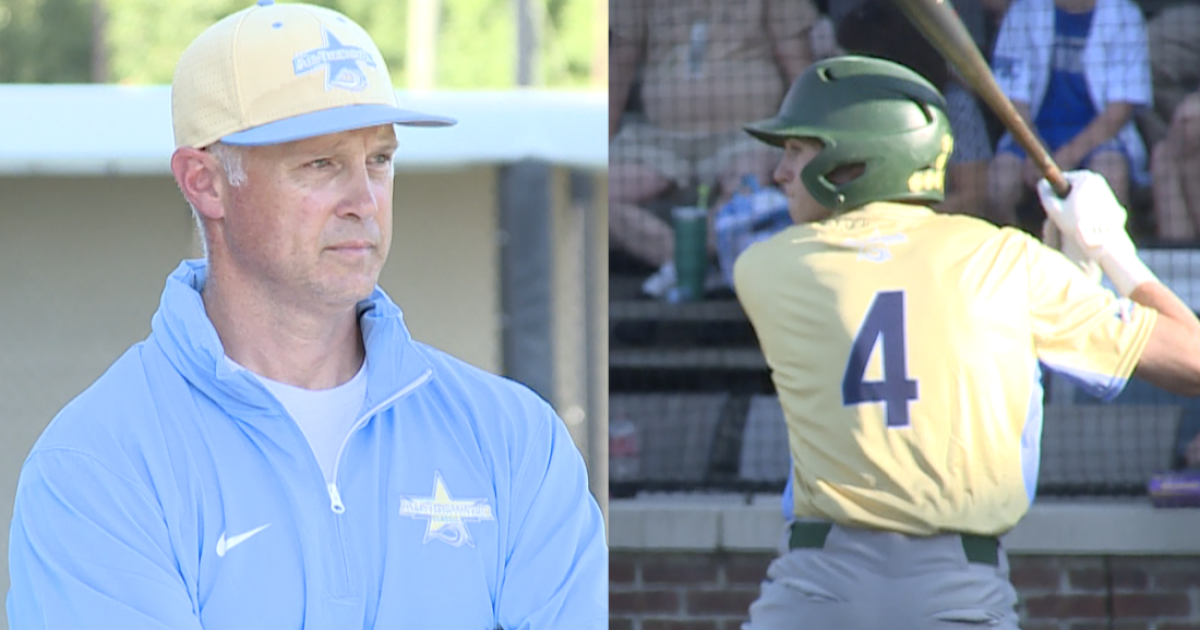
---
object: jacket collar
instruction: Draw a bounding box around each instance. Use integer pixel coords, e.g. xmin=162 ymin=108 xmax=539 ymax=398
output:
xmin=149 ymin=259 xmax=433 ymax=422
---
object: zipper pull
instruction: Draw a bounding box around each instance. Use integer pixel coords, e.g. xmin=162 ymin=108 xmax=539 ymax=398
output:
xmin=328 ymin=483 xmax=346 ymax=514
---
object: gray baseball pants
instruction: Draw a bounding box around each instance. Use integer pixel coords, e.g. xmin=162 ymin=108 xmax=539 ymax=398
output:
xmin=742 ymin=521 xmax=1021 ymax=629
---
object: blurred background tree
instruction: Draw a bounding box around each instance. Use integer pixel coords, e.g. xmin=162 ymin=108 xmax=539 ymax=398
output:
xmin=0 ymin=0 xmax=602 ymax=88
xmin=0 ymin=0 xmax=94 ymax=82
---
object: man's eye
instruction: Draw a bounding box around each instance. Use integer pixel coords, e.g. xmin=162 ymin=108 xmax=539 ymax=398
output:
xmin=371 ymin=153 xmax=394 ymax=165
xmin=309 ymin=158 xmax=333 ymax=168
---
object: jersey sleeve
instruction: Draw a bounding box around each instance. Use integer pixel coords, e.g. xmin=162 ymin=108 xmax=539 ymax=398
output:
xmin=7 ymin=449 xmax=203 ymax=630
xmin=1025 ymin=236 xmax=1157 ymax=401
xmin=494 ymin=403 xmax=608 ymax=630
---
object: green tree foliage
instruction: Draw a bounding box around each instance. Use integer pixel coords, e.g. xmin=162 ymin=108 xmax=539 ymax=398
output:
xmin=0 ymin=0 xmax=93 ymax=82
xmin=334 ymin=0 xmax=408 ymax=87
xmin=431 ymin=0 xmax=598 ymax=89
xmin=1 ymin=0 xmax=596 ymax=88
xmin=542 ymin=0 xmax=595 ymax=88
xmin=435 ymin=0 xmax=514 ymax=89
xmin=104 ymin=0 xmax=249 ymax=84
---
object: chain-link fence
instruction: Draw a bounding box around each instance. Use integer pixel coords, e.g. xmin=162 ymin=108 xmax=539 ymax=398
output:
xmin=609 ymin=0 xmax=1200 ymax=500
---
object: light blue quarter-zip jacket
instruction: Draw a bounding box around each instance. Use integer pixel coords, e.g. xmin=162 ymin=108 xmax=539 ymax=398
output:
xmin=8 ymin=260 xmax=608 ymax=630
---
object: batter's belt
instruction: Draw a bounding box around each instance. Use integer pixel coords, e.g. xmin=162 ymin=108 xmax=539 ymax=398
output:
xmin=788 ymin=521 xmax=1001 ymax=567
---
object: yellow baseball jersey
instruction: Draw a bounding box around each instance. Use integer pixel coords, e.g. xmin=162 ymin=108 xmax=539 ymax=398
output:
xmin=733 ymin=202 xmax=1157 ymax=536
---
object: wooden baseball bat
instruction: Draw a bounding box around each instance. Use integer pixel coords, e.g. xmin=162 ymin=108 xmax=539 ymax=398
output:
xmin=888 ymin=0 xmax=1070 ymax=197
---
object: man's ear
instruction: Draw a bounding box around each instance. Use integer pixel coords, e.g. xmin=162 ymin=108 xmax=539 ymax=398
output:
xmin=171 ymin=147 xmax=226 ymax=221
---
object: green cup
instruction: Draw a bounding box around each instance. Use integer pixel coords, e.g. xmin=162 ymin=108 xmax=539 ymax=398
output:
xmin=672 ymin=206 xmax=708 ymax=302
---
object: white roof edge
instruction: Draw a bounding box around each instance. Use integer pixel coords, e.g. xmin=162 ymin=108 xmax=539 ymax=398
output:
xmin=0 ymin=85 xmax=607 ymax=175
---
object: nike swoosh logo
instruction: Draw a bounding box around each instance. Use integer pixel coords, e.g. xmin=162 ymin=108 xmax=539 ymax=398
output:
xmin=216 ymin=523 xmax=271 ymax=558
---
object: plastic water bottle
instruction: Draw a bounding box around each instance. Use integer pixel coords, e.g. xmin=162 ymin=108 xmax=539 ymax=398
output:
xmin=671 ymin=183 xmax=711 ymax=303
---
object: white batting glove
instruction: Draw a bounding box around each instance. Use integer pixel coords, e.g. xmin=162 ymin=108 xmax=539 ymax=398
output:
xmin=1037 ymin=171 xmax=1157 ymax=296
xmin=1042 ymin=219 xmax=1103 ymax=284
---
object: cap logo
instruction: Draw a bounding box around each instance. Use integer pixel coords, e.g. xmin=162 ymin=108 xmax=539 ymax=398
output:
xmin=292 ymin=27 xmax=376 ymax=92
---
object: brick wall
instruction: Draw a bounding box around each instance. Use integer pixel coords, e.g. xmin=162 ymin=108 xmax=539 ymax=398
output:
xmin=610 ymin=552 xmax=1200 ymax=630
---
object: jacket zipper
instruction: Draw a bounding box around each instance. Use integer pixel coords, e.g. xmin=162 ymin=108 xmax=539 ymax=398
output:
xmin=326 ymin=367 xmax=433 ymax=513
xmin=323 ymin=366 xmax=432 ymax=597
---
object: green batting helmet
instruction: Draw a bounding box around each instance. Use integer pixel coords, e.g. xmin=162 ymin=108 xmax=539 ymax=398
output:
xmin=744 ymin=55 xmax=954 ymax=213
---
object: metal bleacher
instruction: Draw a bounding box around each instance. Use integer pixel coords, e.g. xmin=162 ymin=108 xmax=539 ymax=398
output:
xmin=609 ymin=246 xmax=1200 ymax=497
xmin=738 ymin=395 xmax=789 ymax=484
xmin=609 ymin=265 xmax=776 ymax=494
xmin=733 ymin=397 xmax=1184 ymax=493
xmin=1039 ymin=404 xmax=1181 ymax=492
xmin=610 ymin=392 xmax=730 ymax=484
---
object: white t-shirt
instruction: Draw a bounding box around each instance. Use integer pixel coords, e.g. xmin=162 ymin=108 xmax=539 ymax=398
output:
xmin=227 ymin=357 xmax=369 ymax=484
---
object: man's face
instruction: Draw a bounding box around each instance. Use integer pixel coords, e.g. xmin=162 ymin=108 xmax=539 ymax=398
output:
xmin=774 ymin=137 xmax=833 ymax=225
xmin=217 ymin=125 xmax=398 ymax=310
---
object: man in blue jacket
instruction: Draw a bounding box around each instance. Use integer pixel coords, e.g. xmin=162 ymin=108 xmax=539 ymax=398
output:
xmin=6 ymin=2 xmax=608 ymax=628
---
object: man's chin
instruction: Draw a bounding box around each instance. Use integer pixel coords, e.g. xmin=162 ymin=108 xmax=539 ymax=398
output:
xmin=347 ymin=273 xmax=382 ymax=300
xmin=316 ymin=268 xmax=383 ymax=306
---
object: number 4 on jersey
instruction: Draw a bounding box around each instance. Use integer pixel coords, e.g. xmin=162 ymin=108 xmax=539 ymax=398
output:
xmin=842 ymin=290 xmax=919 ymax=427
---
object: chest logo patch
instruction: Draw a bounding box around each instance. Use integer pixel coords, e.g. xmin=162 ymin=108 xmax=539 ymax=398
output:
xmin=399 ymin=471 xmax=495 ymax=547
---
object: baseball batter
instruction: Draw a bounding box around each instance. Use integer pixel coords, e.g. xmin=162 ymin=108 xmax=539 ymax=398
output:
xmin=732 ymin=56 xmax=1200 ymax=628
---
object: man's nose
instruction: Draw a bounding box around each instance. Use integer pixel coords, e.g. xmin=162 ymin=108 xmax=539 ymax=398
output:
xmin=340 ymin=164 xmax=380 ymax=219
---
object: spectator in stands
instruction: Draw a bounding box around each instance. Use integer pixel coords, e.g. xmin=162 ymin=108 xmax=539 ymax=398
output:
xmin=1144 ymin=1 xmax=1200 ymax=240
xmin=1151 ymin=93 xmax=1200 ymax=240
xmin=987 ymin=0 xmax=1151 ymax=229
xmin=828 ymin=0 xmax=990 ymax=54
xmin=609 ymin=0 xmax=819 ymax=289
xmin=836 ymin=0 xmax=994 ymax=216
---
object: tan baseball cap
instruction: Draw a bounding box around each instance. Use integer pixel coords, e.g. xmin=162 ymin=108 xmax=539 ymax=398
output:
xmin=171 ymin=0 xmax=455 ymax=149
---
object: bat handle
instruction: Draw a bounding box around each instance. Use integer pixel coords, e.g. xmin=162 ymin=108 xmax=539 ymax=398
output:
xmin=1016 ymin=125 xmax=1071 ymax=197
xmin=1041 ymin=161 xmax=1072 ymax=198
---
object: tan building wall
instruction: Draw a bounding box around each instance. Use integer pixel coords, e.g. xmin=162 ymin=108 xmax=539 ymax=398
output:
xmin=0 ymin=165 xmax=605 ymax=625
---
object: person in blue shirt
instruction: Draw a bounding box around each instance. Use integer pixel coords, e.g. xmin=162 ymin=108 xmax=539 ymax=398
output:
xmin=6 ymin=2 xmax=607 ymax=629
xmin=987 ymin=0 xmax=1151 ymax=229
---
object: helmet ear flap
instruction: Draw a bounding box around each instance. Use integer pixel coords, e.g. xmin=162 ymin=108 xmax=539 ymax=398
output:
xmin=800 ymin=138 xmax=877 ymax=212
xmin=801 ymin=142 xmax=850 ymax=211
